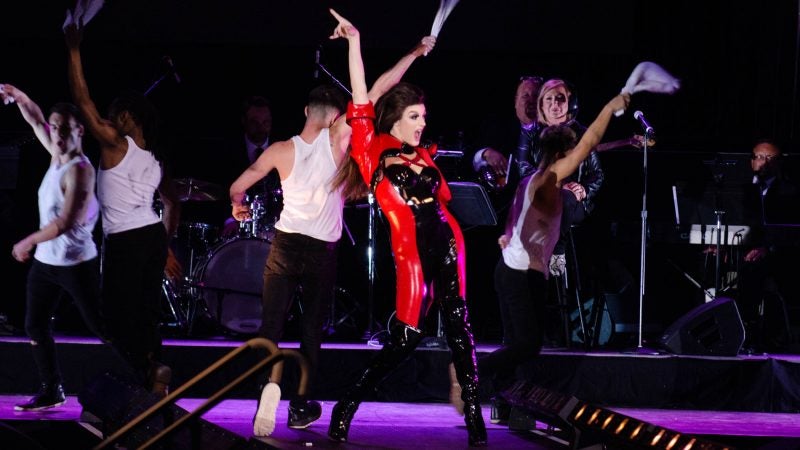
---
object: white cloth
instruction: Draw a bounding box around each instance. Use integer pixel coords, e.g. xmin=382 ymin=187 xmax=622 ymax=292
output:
xmin=615 ymin=61 xmax=681 ymax=116
xmin=63 ymin=0 xmax=105 ymax=31
xmin=97 ymin=136 xmax=162 ymax=235
xmin=34 ymin=155 xmax=99 ymax=266
xmin=274 ymin=128 xmax=344 ymax=242
xmin=431 ymin=0 xmax=460 ymax=37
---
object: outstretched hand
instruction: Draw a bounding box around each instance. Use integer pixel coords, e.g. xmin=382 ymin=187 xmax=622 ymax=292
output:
xmin=64 ymin=23 xmax=83 ymax=49
xmin=608 ymin=93 xmax=630 ymax=113
xmin=329 ymin=8 xmax=358 ymax=40
xmin=0 ymin=84 xmax=17 ymax=105
xmin=412 ymin=36 xmax=437 ymax=57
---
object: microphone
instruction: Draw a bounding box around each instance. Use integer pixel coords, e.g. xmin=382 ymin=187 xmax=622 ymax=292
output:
xmin=163 ymin=56 xmax=181 ymax=84
xmin=313 ymin=47 xmax=321 ymax=79
xmin=633 ymin=110 xmax=654 ymax=134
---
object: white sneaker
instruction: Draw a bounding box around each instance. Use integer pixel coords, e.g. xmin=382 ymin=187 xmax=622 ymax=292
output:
xmin=253 ymin=382 xmax=281 ymax=437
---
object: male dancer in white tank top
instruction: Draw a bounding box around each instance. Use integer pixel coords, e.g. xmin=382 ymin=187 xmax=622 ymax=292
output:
xmin=66 ymin=24 xmax=182 ymax=397
xmin=230 ymin=34 xmax=437 ymax=437
xmin=2 ymin=85 xmax=107 ymax=411
xmin=231 ymin=84 xmax=350 ymax=436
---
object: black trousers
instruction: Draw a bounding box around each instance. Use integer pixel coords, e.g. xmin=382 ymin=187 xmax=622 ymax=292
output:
xmin=101 ymin=223 xmax=168 ymax=381
xmin=25 ymin=258 xmax=105 ymax=385
xmin=259 ymin=229 xmax=338 ymax=387
xmin=478 ymin=259 xmax=547 ymax=387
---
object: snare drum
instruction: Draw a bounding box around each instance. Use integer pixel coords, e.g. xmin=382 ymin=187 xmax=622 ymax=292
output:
xmin=192 ymin=237 xmax=270 ymax=334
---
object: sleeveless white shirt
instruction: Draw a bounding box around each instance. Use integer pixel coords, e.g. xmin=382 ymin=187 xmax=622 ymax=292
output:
xmin=502 ymin=173 xmax=562 ymax=277
xmin=34 ymin=154 xmax=99 ymax=266
xmin=274 ymin=128 xmax=344 ymax=242
xmin=96 ymin=136 xmax=162 ymax=235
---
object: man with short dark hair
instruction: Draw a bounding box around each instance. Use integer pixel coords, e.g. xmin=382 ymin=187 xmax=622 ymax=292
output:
xmin=2 ymin=84 xmax=105 ymax=410
xmin=230 ymin=84 xmax=350 ymax=436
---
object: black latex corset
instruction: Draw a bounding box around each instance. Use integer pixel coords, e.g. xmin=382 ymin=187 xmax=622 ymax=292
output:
xmin=383 ymin=163 xmax=442 ymax=204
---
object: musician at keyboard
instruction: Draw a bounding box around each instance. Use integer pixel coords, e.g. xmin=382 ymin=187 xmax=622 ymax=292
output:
xmin=736 ymin=139 xmax=799 ymax=352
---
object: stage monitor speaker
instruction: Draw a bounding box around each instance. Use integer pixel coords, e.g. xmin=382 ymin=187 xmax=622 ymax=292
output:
xmin=658 ymin=296 xmax=745 ymax=356
xmin=447 ymin=181 xmax=498 ymax=227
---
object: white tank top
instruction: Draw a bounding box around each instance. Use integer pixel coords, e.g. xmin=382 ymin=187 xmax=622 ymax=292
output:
xmin=502 ymin=173 xmax=562 ymax=276
xmin=97 ymin=136 xmax=162 ymax=235
xmin=274 ymin=128 xmax=344 ymax=242
xmin=34 ymin=154 xmax=100 ymax=266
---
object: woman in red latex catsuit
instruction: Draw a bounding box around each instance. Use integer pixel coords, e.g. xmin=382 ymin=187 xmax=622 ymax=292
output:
xmin=327 ymin=9 xmax=487 ymax=447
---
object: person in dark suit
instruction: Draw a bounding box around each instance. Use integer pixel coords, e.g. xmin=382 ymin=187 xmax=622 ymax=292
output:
xmin=738 ymin=139 xmax=798 ymax=352
xmin=215 ymin=96 xmax=280 ymax=239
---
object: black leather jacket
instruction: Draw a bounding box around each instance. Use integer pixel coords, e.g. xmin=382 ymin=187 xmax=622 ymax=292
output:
xmin=514 ymin=120 xmax=605 ymax=214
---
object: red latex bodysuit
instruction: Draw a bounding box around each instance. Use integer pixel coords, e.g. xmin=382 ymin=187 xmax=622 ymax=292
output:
xmin=347 ymin=101 xmax=466 ymax=329
xmin=330 ymin=101 xmax=485 ymax=447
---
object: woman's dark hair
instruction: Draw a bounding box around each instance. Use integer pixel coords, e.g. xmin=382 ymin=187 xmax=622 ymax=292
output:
xmin=108 ymin=90 xmax=161 ymax=159
xmin=330 ymin=153 xmax=369 ymax=202
xmin=538 ymin=124 xmax=577 ymax=167
xmin=375 ymin=82 xmax=425 ymax=134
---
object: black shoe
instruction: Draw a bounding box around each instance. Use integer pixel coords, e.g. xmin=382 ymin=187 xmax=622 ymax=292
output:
xmin=328 ymin=399 xmax=359 ymax=442
xmin=15 ymin=383 xmax=66 ymax=411
xmin=490 ymin=397 xmax=511 ymax=424
xmin=288 ymin=399 xmax=322 ymax=429
xmin=147 ymin=362 xmax=172 ymax=398
xmin=464 ymin=403 xmax=488 ymax=447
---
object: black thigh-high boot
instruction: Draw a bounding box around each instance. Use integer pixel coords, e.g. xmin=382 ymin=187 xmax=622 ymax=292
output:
xmin=443 ymin=298 xmax=488 ymax=447
xmin=328 ymin=323 xmax=423 ymax=442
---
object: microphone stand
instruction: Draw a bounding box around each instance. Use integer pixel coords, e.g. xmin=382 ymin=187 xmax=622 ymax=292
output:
xmin=144 ymin=73 xmax=170 ymax=97
xmin=626 ymin=128 xmax=661 ymax=355
xmin=316 ymin=62 xmax=352 ymax=96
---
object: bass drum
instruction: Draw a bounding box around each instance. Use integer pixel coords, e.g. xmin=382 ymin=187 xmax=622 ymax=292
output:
xmin=193 ymin=237 xmax=270 ymax=335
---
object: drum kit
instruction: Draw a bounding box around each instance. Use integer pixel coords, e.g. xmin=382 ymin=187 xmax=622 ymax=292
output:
xmin=160 ymin=177 xmax=284 ymax=336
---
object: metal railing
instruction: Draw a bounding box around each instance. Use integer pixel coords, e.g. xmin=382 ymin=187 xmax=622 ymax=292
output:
xmin=93 ymin=337 xmax=308 ymax=450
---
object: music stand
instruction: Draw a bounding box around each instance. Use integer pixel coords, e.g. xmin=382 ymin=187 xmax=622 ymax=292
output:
xmin=447 ymin=182 xmax=498 ymax=227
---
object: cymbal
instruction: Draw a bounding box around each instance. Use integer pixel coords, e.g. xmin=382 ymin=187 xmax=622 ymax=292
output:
xmin=173 ymin=177 xmax=222 ymax=202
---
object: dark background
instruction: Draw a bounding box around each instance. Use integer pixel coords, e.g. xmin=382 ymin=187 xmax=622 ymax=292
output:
xmin=1 ymin=1 xmax=799 ymax=344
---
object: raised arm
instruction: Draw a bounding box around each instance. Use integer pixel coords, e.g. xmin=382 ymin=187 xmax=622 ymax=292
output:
xmin=368 ymin=36 xmax=435 ymax=103
xmin=551 ymin=94 xmax=629 ymax=182
xmin=329 ymin=8 xmax=367 ymax=105
xmin=64 ymin=24 xmax=126 ymax=164
xmin=0 ymin=84 xmax=52 ymax=155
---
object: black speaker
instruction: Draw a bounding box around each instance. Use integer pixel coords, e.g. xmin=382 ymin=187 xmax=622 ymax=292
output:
xmin=658 ymin=297 xmax=745 ymax=356
xmin=78 ymin=372 xmax=259 ymax=450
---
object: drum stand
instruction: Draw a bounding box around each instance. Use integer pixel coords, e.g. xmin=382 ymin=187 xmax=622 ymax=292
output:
xmin=324 ymin=286 xmax=360 ymax=337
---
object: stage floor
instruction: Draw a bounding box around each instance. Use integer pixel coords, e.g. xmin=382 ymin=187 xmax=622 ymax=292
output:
xmin=2 ymin=335 xmax=800 ymax=448
xmin=2 ymin=396 xmax=799 ymax=449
